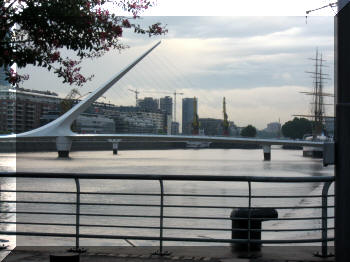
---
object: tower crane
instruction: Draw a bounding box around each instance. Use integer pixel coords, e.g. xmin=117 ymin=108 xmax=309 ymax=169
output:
xmin=305 ymin=2 xmax=337 ymax=23
xmin=128 ymin=88 xmax=140 ymax=106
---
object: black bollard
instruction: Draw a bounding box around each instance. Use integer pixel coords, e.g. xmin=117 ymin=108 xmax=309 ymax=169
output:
xmin=50 ymin=254 xmax=79 ymax=262
xmin=58 ymin=151 xmax=69 ymax=158
xmin=230 ymin=208 xmax=278 ymax=252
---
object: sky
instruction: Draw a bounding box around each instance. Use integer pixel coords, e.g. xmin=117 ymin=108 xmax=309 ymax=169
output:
xmin=19 ymin=1 xmax=336 ymax=129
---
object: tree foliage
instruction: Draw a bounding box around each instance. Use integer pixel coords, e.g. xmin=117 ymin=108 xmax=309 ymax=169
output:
xmin=240 ymin=124 xmax=257 ymax=137
xmin=0 ymin=0 xmax=167 ymax=86
xmin=281 ymin=117 xmax=312 ymax=139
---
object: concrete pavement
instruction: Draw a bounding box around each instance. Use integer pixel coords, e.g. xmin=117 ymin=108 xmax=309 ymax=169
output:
xmin=0 ymin=246 xmax=335 ymax=262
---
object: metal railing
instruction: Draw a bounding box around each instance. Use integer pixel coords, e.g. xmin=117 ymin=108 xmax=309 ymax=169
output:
xmin=0 ymin=172 xmax=334 ymax=256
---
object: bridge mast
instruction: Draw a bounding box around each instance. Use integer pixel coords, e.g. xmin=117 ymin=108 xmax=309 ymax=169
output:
xmin=13 ymin=41 xmax=161 ymax=157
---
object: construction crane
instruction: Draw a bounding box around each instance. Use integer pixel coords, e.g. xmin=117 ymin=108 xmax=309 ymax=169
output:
xmin=305 ymin=2 xmax=338 ymax=23
xmin=61 ymin=88 xmax=82 ymax=115
xmin=191 ymin=97 xmax=199 ymax=135
xmin=128 ymin=88 xmax=140 ymax=106
xmin=306 ymin=1 xmax=337 ymax=15
xmin=61 ymin=89 xmax=92 ymax=115
xmin=222 ymin=97 xmax=229 ymax=136
xmin=142 ymin=90 xmax=184 ymax=122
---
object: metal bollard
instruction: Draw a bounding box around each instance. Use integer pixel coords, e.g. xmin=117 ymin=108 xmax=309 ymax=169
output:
xmin=230 ymin=208 xmax=278 ymax=252
xmin=50 ymin=254 xmax=80 ymax=262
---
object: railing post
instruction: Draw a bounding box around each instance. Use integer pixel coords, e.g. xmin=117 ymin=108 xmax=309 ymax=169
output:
xmin=75 ymin=178 xmax=80 ymax=251
xmin=159 ymin=179 xmax=164 ymax=255
xmin=153 ymin=179 xmax=170 ymax=256
xmin=0 ymin=179 xmax=6 ymax=250
xmin=315 ymin=181 xmax=334 ymax=258
xmin=247 ymin=181 xmax=252 ymax=253
xmin=69 ymin=178 xmax=85 ymax=253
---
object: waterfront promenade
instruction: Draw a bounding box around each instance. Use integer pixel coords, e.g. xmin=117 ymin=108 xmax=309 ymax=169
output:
xmin=0 ymin=149 xmax=335 ymax=262
xmin=0 ymin=246 xmax=336 ymax=262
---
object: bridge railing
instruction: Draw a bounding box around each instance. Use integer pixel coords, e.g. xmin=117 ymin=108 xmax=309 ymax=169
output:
xmin=0 ymin=173 xmax=334 ymax=256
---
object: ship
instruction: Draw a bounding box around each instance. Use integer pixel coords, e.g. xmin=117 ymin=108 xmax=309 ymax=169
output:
xmin=294 ymin=50 xmax=334 ymax=158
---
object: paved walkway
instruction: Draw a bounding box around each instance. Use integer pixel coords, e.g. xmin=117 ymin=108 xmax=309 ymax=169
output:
xmin=1 ymin=246 xmax=335 ymax=262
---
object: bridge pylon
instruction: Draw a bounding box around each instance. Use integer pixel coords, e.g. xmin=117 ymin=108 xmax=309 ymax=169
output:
xmin=56 ymin=136 xmax=72 ymax=158
xmin=262 ymin=145 xmax=271 ymax=161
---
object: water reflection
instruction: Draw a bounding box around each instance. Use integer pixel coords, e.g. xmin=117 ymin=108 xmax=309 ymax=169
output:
xmin=0 ymin=149 xmax=334 ymax=247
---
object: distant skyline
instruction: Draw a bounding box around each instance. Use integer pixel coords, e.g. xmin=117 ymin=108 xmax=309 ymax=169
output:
xmin=17 ymin=2 xmax=335 ymax=129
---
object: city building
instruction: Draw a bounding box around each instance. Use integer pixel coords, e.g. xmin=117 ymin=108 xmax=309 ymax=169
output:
xmin=159 ymin=96 xmax=172 ymax=116
xmin=75 ymin=114 xmax=115 ymax=134
xmin=0 ymin=66 xmax=9 ymax=88
xmin=265 ymin=122 xmax=281 ymax=136
xmin=0 ymin=87 xmax=61 ymax=134
xmin=137 ymin=97 xmax=159 ymax=112
xmin=171 ymin=121 xmax=179 ymax=135
xmin=182 ymin=97 xmax=196 ymax=135
xmin=113 ymin=111 xmax=166 ymax=134
xmin=199 ymin=118 xmax=222 ymax=136
xmin=199 ymin=118 xmax=238 ymax=136
xmin=0 ymin=66 xmax=169 ymax=135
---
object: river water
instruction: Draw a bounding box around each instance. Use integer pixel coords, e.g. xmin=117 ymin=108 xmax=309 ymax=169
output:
xmin=0 ymin=148 xmax=334 ymax=248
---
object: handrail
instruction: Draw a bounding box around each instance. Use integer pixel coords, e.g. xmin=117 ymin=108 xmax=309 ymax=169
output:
xmin=0 ymin=172 xmax=335 ymax=182
xmin=0 ymin=173 xmax=335 ymax=257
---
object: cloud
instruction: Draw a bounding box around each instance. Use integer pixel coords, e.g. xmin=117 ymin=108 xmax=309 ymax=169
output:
xmin=18 ymin=16 xmax=334 ymax=130
xmin=179 ymin=85 xmax=334 ymax=129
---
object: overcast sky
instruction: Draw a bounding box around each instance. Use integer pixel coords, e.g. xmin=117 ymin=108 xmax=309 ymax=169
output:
xmin=19 ymin=1 xmax=336 ymax=129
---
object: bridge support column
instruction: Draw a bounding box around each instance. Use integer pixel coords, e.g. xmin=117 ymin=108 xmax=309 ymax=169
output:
xmin=113 ymin=142 xmax=119 ymax=155
xmin=262 ymin=145 xmax=271 ymax=161
xmin=56 ymin=136 xmax=72 ymax=158
xmin=109 ymin=139 xmax=121 ymax=155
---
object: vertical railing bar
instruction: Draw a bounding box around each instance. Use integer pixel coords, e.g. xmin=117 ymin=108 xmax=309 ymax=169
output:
xmin=321 ymin=181 xmax=332 ymax=257
xmin=75 ymin=178 xmax=80 ymax=251
xmin=0 ymin=177 xmax=6 ymax=250
xmin=248 ymin=181 xmax=252 ymax=253
xmin=314 ymin=180 xmax=334 ymax=258
xmin=159 ymin=179 xmax=164 ymax=255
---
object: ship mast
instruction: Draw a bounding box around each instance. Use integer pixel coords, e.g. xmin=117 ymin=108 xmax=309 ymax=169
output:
xmin=294 ymin=49 xmax=333 ymax=138
xmin=313 ymin=50 xmax=324 ymax=136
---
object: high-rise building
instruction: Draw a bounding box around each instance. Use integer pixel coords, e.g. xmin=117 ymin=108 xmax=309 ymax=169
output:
xmin=0 ymin=66 xmax=10 ymax=90
xmin=137 ymin=97 xmax=159 ymax=112
xmin=159 ymin=96 xmax=172 ymax=116
xmin=182 ymin=97 xmax=196 ymax=135
xmin=171 ymin=122 xmax=179 ymax=135
xmin=0 ymin=87 xmax=61 ymax=134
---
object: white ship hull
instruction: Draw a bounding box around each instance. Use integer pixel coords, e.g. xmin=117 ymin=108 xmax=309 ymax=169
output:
xmin=302 ymin=146 xmax=323 ymax=158
xmin=302 ymin=135 xmax=329 ymax=158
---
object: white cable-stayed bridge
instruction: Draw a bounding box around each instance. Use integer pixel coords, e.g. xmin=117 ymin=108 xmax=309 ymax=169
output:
xmin=0 ymin=41 xmax=327 ymax=162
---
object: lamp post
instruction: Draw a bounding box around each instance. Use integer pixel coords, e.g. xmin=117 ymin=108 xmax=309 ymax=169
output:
xmin=335 ymin=1 xmax=350 ymax=261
